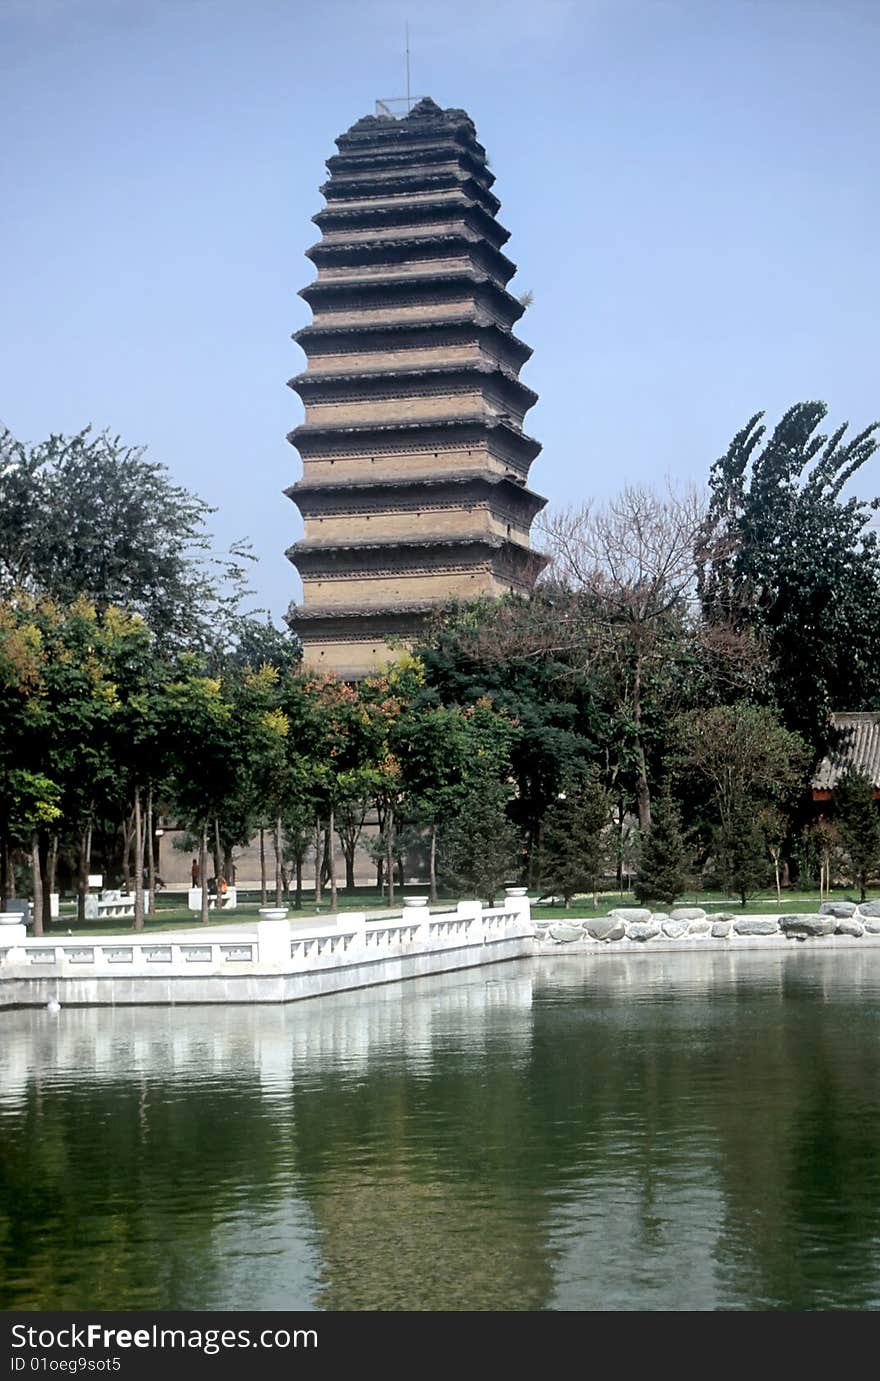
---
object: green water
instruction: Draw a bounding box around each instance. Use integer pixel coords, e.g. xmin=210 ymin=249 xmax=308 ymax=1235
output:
xmin=2 ymin=949 xmax=880 ymax=1311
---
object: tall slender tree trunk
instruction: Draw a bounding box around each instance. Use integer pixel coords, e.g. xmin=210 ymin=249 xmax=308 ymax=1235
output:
xmin=120 ymin=808 xmax=134 ymax=891
xmin=314 ymin=818 xmax=322 ymax=905
xmin=375 ymin=801 xmax=385 ymax=893
xmin=39 ymin=834 xmax=51 ymax=933
xmin=146 ymin=787 xmax=156 ymax=917
xmin=0 ymin=834 xmax=7 ymax=911
xmin=199 ymin=826 xmax=209 ymax=924
xmin=47 ymin=832 xmax=58 ymax=902
xmin=429 ymin=821 xmax=438 ymax=903
xmin=295 ymin=853 xmax=303 ymax=911
xmin=78 ymin=821 xmax=92 ymax=923
xmin=320 ymin=828 xmax=331 ymax=888
xmin=213 ymin=816 xmax=222 ymax=881
xmin=259 ymin=827 xmax=267 ymax=904
xmin=274 ymin=815 xmax=283 ymax=907
xmin=133 ymin=785 xmax=145 ymax=931
xmin=633 ymin=659 xmax=652 ymax=831
xmin=385 ymin=802 xmax=394 ymax=907
xmin=31 ymin=833 xmax=43 ymax=937
xmin=6 ymin=841 xmax=16 ymax=899
xmin=329 ymin=805 xmax=338 ymax=911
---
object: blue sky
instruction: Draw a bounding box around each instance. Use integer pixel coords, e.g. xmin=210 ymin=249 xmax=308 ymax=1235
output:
xmin=2 ymin=0 xmax=878 ymax=623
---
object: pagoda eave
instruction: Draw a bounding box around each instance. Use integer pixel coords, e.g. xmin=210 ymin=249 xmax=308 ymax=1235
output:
xmin=288 ymin=362 xmax=538 ymax=409
xmin=286 ymin=469 xmax=546 ymax=506
xmin=287 ymin=416 xmax=542 ymax=464
xmin=292 ymin=315 xmax=533 ymax=364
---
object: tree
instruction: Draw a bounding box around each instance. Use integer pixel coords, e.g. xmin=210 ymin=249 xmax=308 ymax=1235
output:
xmin=415 ymin=594 xmax=607 ymax=876
xmin=834 ymin=769 xmax=880 ymax=901
xmin=440 ymin=779 xmax=522 ymax=906
xmin=713 ymin=804 xmax=770 ymax=907
xmin=396 ymin=694 xmax=518 ymax=902
xmin=539 ymin=483 xmax=706 ymax=829
xmin=674 ymin=702 xmax=809 ymax=903
xmin=0 ymin=425 xmax=254 ymax=654
xmin=759 ymin=805 xmax=789 ymax=906
xmin=160 ymin=665 xmax=234 ymax=923
xmin=696 ymin=403 xmax=880 ymax=749
xmin=634 ymin=794 xmax=691 ymax=906
xmin=674 ymin=702 xmax=810 ymax=832
xmin=534 ymin=781 xmax=610 ymax=907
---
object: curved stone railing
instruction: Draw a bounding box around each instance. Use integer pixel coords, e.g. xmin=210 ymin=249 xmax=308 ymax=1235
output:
xmin=0 ymin=892 xmax=534 ymax=1008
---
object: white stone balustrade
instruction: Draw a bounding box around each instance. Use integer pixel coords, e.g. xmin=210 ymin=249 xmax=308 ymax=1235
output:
xmin=0 ymin=891 xmax=535 ymax=1008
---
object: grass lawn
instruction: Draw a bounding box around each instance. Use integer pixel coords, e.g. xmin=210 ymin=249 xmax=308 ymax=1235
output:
xmin=532 ymin=889 xmax=870 ymax=921
xmin=34 ymin=884 xmax=873 ymax=937
xmin=39 ymin=886 xmax=454 ymax=937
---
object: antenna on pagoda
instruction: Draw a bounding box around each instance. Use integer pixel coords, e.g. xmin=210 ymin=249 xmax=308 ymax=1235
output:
xmin=405 ymin=22 xmax=411 ymax=111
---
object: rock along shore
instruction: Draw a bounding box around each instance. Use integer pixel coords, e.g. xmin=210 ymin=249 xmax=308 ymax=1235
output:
xmin=534 ymin=902 xmax=880 ymax=953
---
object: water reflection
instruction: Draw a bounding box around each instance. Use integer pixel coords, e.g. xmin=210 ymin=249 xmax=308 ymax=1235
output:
xmin=2 ymin=953 xmax=880 ymax=1310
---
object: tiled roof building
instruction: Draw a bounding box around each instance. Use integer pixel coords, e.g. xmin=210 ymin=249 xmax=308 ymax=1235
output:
xmin=812 ymin=712 xmax=880 ymax=799
xmin=285 ymin=98 xmax=546 ymax=677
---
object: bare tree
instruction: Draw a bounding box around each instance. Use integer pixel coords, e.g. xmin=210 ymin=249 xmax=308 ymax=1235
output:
xmin=538 ymin=483 xmax=706 ymax=828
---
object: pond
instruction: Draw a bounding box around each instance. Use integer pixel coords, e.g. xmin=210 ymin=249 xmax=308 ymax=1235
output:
xmin=2 ymin=948 xmax=880 ymax=1310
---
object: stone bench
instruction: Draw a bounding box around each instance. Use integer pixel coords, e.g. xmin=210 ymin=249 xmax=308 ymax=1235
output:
xmin=83 ymin=891 xmax=147 ymax=920
xmin=188 ymin=887 xmax=237 ymax=912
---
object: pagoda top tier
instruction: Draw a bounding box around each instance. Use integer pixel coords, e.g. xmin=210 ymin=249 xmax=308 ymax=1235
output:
xmin=337 ymin=97 xmax=483 ymax=152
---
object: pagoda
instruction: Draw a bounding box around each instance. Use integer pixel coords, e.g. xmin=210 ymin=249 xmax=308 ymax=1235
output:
xmin=286 ymin=97 xmax=546 ymax=676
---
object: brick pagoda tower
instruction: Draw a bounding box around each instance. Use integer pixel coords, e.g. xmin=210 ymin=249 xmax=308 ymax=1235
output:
xmin=286 ymin=97 xmax=546 ymax=676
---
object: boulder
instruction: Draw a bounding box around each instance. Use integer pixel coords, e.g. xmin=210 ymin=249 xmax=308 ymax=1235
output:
xmin=836 ymin=918 xmax=864 ymax=938
xmin=661 ymin=920 xmax=689 ymax=939
xmin=820 ymin=902 xmax=858 ymax=918
xmin=733 ymin=918 xmax=779 ymax=936
xmin=780 ymin=915 xmax=836 ymax=939
xmin=688 ymin=918 xmax=712 ymax=935
xmin=863 ymin=919 xmax=880 ymax=935
xmin=711 ymin=920 xmax=733 ymax=938
xmin=669 ymin=907 xmax=707 ymax=921
xmin=548 ymin=924 xmax=585 ymax=944
xmin=586 ymin=917 xmax=626 ymax=942
xmin=627 ymin=921 xmax=661 ymax=942
xmin=858 ymin=901 xmax=880 ymax=918
xmin=610 ymin=907 xmax=653 ymax=924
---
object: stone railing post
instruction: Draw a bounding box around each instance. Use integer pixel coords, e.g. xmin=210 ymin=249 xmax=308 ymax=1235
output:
xmin=403 ymin=903 xmax=431 ymax=944
xmin=0 ymin=915 xmax=28 ymax=964
xmin=456 ymin=899 xmax=483 ymax=943
xmin=504 ymin=887 xmax=531 ymax=929
xmin=345 ymin=912 xmax=367 ymax=953
xmin=256 ymin=919 xmax=291 ymax=969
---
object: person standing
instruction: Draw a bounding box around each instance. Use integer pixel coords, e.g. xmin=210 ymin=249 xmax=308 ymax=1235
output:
xmin=191 ymin=857 xmax=200 ymax=887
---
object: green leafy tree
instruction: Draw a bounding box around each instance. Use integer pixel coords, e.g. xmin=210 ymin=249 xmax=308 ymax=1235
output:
xmin=415 ymin=594 xmax=607 ymax=876
xmin=834 ymin=769 xmax=880 ymax=901
xmin=713 ymin=804 xmax=770 ymax=907
xmin=634 ymin=794 xmax=691 ymax=905
xmin=675 ymin=702 xmax=809 ymax=831
xmin=160 ymin=664 xmax=234 ymax=923
xmin=440 ymin=779 xmax=522 ymax=906
xmin=396 ymin=693 xmax=518 ymax=901
xmin=0 ymin=425 xmax=253 ymax=654
xmin=696 ymin=403 xmax=880 ymax=749
xmin=534 ymin=781 xmax=610 ymax=907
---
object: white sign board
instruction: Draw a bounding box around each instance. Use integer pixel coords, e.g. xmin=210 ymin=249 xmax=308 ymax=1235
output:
xmin=87 ymin=874 xmax=103 ymax=889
